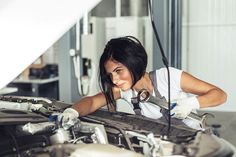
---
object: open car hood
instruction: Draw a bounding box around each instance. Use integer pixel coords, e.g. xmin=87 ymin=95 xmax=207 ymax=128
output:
xmin=0 ymin=0 xmax=100 ymax=89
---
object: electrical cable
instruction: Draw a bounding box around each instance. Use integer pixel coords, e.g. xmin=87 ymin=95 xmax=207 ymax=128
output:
xmin=70 ymin=49 xmax=90 ymax=96
xmin=148 ymin=0 xmax=172 ymax=137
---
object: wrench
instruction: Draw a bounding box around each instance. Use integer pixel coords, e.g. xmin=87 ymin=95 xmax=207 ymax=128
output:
xmin=136 ymin=89 xmax=213 ymax=129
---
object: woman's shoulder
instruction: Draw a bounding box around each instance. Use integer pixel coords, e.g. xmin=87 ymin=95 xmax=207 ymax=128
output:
xmin=151 ymin=67 xmax=183 ymax=85
xmin=150 ymin=67 xmax=183 ymax=92
xmin=151 ymin=67 xmax=183 ymax=77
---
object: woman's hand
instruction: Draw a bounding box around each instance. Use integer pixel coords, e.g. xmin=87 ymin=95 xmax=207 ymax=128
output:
xmin=58 ymin=108 xmax=79 ymax=130
xmin=170 ymin=96 xmax=200 ymax=119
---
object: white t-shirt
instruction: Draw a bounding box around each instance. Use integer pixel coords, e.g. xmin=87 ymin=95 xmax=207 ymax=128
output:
xmin=120 ymin=67 xmax=201 ymax=129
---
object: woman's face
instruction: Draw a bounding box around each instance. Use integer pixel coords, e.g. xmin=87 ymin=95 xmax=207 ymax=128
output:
xmin=105 ymin=59 xmax=133 ymax=91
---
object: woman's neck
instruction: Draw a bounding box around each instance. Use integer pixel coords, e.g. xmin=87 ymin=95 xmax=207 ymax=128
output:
xmin=133 ymin=73 xmax=153 ymax=93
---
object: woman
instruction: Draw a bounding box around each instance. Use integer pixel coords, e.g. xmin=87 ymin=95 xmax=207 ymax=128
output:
xmin=59 ymin=36 xmax=227 ymax=129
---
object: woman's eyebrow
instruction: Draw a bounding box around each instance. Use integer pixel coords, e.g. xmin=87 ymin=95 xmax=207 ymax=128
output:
xmin=106 ymin=65 xmax=123 ymax=74
xmin=112 ymin=66 xmax=123 ymax=72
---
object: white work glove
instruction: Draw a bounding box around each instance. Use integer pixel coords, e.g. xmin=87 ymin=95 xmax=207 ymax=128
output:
xmin=58 ymin=108 xmax=79 ymax=130
xmin=170 ymin=96 xmax=200 ymax=119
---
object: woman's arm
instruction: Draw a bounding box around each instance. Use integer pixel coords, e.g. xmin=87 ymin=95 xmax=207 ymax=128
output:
xmin=180 ymin=71 xmax=227 ymax=108
xmin=71 ymin=87 xmax=121 ymax=116
xmin=71 ymin=92 xmax=107 ymax=116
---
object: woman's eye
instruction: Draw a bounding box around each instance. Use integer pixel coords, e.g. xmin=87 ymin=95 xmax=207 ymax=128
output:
xmin=116 ymin=69 xmax=122 ymax=74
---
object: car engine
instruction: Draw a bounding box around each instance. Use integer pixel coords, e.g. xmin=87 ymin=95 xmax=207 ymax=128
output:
xmin=0 ymin=95 xmax=235 ymax=157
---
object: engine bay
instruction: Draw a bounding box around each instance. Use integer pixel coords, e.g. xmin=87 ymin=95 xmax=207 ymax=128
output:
xmin=0 ymin=95 xmax=235 ymax=157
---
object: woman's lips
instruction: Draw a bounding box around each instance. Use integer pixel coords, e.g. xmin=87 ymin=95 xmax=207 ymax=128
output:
xmin=116 ymin=83 xmax=125 ymax=88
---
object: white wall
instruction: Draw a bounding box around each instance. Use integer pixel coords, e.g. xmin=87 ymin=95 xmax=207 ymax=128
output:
xmin=182 ymin=0 xmax=236 ymax=111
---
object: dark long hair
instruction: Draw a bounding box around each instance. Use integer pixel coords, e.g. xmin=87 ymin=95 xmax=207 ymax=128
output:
xmin=99 ymin=36 xmax=147 ymax=112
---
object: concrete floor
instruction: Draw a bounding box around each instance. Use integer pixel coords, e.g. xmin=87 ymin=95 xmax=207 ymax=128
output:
xmin=199 ymin=110 xmax=236 ymax=147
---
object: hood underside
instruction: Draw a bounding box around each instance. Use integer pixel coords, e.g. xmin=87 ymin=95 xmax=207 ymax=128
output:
xmin=0 ymin=0 xmax=101 ymax=89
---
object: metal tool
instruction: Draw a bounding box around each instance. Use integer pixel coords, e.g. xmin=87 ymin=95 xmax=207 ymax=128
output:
xmin=136 ymin=89 xmax=213 ymax=129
